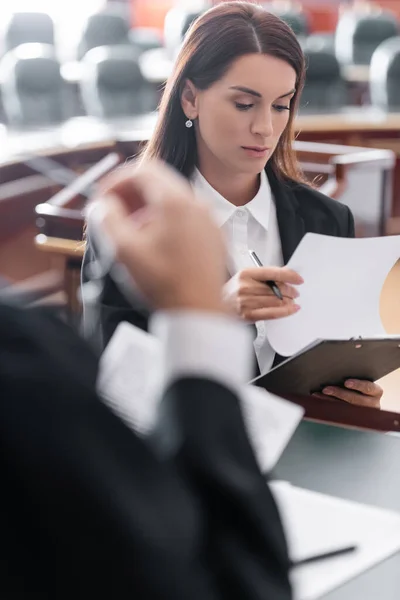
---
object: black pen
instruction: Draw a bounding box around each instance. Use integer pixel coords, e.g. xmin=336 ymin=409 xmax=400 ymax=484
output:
xmin=248 ymin=250 xmax=283 ymax=301
xmin=291 ymin=544 xmax=357 ymax=568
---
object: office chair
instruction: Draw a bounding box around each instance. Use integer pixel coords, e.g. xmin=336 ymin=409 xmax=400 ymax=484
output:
xmin=261 ymin=2 xmax=309 ymax=38
xmin=0 ymin=43 xmax=63 ymax=127
xmin=4 ymin=12 xmax=54 ymax=53
xmin=77 ymin=9 xmax=131 ymax=61
xmin=300 ymin=48 xmax=347 ymax=113
xmin=370 ymin=36 xmax=400 ymax=111
xmin=335 ymin=11 xmax=399 ymax=66
xmin=80 ymin=45 xmax=157 ymax=119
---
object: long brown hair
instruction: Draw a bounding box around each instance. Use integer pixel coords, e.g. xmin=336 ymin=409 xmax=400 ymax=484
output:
xmin=141 ymin=1 xmax=306 ymax=182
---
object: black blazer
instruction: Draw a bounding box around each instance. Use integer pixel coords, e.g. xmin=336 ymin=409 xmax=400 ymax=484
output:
xmin=0 ymin=302 xmax=291 ymax=600
xmin=82 ymin=166 xmax=355 ymax=355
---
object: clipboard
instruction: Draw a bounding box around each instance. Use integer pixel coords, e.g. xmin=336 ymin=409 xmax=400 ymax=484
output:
xmin=253 ymin=337 xmax=400 ymax=397
xmin=252 ymin=337 xmax=400 ymax=433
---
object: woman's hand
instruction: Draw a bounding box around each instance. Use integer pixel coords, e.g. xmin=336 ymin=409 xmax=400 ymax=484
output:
xmin=313 ymin=379 xmax=383 ymax=409
xmin=224 ymin=266 xmax=303 ymax=322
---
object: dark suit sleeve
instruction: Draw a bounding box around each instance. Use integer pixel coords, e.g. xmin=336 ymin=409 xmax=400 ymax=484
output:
xmin=0 ymin=304 xmax=291 ymax=600
xmin=154 ymin=378 xmax=292 ymax=600
xmin=81 ymin=232 xmax=150 ymax=351
xmin=0 ymin=303 xmax=212 ymax=600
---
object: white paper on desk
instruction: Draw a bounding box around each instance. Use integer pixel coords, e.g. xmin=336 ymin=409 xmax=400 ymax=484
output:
xmin=269 ymin=481 xmax=400 ymax=600
xmin=97 ymin=322 xmax=303 ymax=471
xmin=265 ymin=233 xmax=400 ymax=357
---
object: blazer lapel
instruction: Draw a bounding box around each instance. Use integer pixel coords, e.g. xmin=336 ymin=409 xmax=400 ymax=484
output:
xmin=266 ymin=167 xmax=306 ymax=369
xmin=266 ymin=166 xmax=306 ymax=265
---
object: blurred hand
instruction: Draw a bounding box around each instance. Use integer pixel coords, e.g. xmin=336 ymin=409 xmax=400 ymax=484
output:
xmin=313 ymin=379 xmax=382 ymax=409
xmin=224 ymin=266 xmax=303 ymax=322
xmin=94 ymin=160 xmax=227 ymax=314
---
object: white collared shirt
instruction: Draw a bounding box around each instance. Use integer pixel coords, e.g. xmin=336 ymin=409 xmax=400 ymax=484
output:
xmin=191 ymin=168 xmax=284 ymax=374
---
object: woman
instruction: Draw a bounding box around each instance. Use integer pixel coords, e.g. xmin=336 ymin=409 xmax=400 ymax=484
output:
xmin=82 ymin=1 xmax=382 ymax=408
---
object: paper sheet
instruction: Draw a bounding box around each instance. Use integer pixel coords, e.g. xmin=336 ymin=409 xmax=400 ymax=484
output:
xmin=270 ymin=481 xmax=400 ymax=600
xmin=97 ymin=322 xmax=303 ymax=472
xmin=265 ymin=233 xmax=400 ymax=357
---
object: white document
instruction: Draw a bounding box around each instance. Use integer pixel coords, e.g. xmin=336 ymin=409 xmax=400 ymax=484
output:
xmin=270 ymin=481 xmax=400 ymax=600
xmin=265 ymin=233 xmax=400 ymax=357
xmin=97 ymin=322 xmax=304 ymax=472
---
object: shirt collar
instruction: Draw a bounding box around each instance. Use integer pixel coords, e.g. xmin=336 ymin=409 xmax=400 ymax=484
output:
xmin=246 ymin=169 xmax=271 ymax=231
xmin=191 ymin=167 xmax=271 ymax=230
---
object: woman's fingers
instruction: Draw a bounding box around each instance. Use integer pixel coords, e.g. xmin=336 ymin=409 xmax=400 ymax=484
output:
xmin=315 ymin=386 xmax=381 ymax=409
xmin=238 ymin=281 xmax=300 ymax=299
xmin=248 ymin=304 xmax=300 ymax=322
xmin=245 ymin=266 xmax=304 ymax=286
xmin=237 ymin=294 xmax=291 ymax=311
xmin=241 ymin=301 xmax=300 ymax=322
xmin=234 ymin=269 xmax=302 ymax=320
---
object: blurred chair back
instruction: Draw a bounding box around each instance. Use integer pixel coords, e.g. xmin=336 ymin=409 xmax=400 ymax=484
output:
xmin=335 ymin=11 xmax=399 ymax=65
xmin=4 ymin=12 xmax=54 ymax=52
xmin=370 ymin=36 xmax=400 ymax=110
xmin=77 ymin=10 xmax=131 ymax=60
xmin=80 ymin=46 xmax=156 ymax=118
xmin=263 ymin=3 xmax=309 ymax=37
xmin=163 ymin=8 xmax=205 ymax=59
xmin=300 ymin=49 xmax=347 ymax=113
xmin=0 ymin=44 xmax=63 ymax=127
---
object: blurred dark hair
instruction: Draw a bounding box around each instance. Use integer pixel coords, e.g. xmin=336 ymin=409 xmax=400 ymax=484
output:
xmin=141 ymin=1 xmax=306 ymax=182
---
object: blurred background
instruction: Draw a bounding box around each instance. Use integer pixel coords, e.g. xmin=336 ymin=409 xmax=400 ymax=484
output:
xmin=3 ymin=0 xmax=400 ymax=128
xmin=1 ymin=0 xmax=400 ymax=408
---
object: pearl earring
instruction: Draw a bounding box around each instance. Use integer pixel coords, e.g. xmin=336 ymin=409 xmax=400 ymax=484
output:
xmin=185 ymin=119 xmax=193 ymax=128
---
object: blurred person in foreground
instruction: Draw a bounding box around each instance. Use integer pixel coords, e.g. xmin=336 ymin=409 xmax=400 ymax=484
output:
xmin=0 ymin=160 xmax=291 ymax=600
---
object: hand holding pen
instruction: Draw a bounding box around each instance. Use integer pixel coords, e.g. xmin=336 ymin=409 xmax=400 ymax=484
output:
xmin=249 ymin=250 xmax=284 ymax=300
xmin=223 ymin=253 xmax=303 ymax=323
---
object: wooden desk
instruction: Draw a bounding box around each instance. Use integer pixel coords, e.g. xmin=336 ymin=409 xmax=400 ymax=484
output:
xmin=32 ymin=137 xmax=395 ymax=241
xmin=2 ymin=109 xmax=398 ymax=167
xmin=296 ymin=108 xmax=400 ymax=133
xmin=35 ymin=234 xmax=85 ymax=259
xmin=34 ymin=234 xmax=85 ymax=315
xmin=276 ymin=420 xmax=400 ymax=599
xmin=0 ymin=113 xmax=396 ymax=248
xmin=295 ymin=108 xmax=400 ymax=216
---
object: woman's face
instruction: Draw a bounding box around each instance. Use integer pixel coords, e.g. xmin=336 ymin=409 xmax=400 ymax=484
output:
xmin=181 ymin=53 xmax=297 ymax=176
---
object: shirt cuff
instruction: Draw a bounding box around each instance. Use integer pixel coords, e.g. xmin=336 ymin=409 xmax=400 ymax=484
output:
xmin=150 ymin=310 xmax=253 ymax=393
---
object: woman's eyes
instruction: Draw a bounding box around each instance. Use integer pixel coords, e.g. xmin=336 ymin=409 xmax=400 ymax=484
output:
xmin=235 ymin=102 xmax=253 ymax=111
xmin=234 ymin=102 xmax=291 ymax=113
xmin=273 ymin=104 xmax=291 ymax=112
